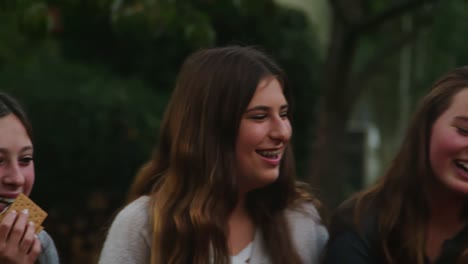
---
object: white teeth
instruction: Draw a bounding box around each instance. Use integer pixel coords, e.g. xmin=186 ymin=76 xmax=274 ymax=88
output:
xmin=257 ymin=150 xmax=281 ymax=158
xmin=0 ymin=197 xmax=15 ymax=204
xmin=456 ymin=161 xmax=468 ymax=171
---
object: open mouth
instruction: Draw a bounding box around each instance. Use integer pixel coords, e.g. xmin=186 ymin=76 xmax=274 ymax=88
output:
xmin=256 ymin=149 xmax=282 ymax=159
xmin=454 ymin=160 xmax=468 ymax=173
xmin=0 ymin=197 xmax=15 ymax=214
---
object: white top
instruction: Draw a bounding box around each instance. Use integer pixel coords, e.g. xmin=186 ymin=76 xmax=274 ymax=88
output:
xmin=230 ymin=242 xmax=253 ymax=264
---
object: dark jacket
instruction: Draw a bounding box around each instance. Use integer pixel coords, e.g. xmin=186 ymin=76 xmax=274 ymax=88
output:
xmin=323 ymin=201 xmax=468 ymax=264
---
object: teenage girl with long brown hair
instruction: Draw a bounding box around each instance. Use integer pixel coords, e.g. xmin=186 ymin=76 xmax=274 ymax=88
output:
xmin=324 ymin=67 xmax=468 ymax=264
xmin=99 ymin=46 xmax=328 ymax=264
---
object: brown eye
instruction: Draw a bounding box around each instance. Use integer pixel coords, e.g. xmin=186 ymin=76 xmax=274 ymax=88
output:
xmin=19 ymin=157 xmax=33 ymax=166
xmin=250 ymin=114 xmax=267 ymax=120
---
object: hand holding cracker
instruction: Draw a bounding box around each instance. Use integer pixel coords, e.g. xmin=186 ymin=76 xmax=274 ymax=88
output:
xmin=0 ymin=208 xmax=42 ymax=264
xmin=0 ymin=193 xmax=47 ymax=234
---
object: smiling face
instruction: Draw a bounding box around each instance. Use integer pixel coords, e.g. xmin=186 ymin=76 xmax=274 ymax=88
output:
xmin=0 ymin=114 xmax=35 ymax=212
xmin=429 ymin=88 xmax=468 ymax=195
xmin=235 ymin=77 xmax=292 ymax=192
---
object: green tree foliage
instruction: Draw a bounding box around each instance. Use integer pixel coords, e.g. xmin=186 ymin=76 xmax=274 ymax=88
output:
xmin=1 ymin=1 xmax=319 ymax=262
xmin=0 ymin=44 xmax=163 ymax=204
xmin=44 ymin=0 xmax=320 ymax=174
xmin=420 ymin=0 xmax=468 ymax=87
xmin=1 ymin=0 xmax=320 ymax=195
xmin=0 ymin=1 xmax=50 ymax=66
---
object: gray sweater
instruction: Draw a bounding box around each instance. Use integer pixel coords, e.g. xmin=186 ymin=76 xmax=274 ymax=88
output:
xmin=99 ymin=196 xmax=328 ymax=264
xmin=37 ymin=230 xmax=60 ymax=264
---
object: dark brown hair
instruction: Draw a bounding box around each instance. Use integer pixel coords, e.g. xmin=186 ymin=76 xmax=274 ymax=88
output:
xmin=351 ymin=66 xmax=468 ymax=263
xmin=0 ymin=92 xmax=33 ymax=139
xmin=129 ymin=46 xmax=317 ymax=264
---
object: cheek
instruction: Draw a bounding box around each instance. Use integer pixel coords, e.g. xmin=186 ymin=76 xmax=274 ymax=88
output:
xmin=430 ymin=129 xmax=460 ymax=172
xmin=235 ymin=124 xmax=266 ymax=171
xmin=22 ymin=165 xmax=35 ymax=196
xmin=237 ymin=124 xmax=266 ymax=150
xmin=285 ymin=121 xmax=292 ymax=139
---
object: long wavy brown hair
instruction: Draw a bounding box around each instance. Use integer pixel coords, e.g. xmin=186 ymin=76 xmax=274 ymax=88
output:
xmin=349 ymin=66 xmax=468 ymax=263
xmin=128 ymin=46 xmax=318 ymax=264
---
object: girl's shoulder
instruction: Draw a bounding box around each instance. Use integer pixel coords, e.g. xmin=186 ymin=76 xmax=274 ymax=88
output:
xmin=37 ymin=230 xmax=60 ymax=264
xmin=284 ymin=201 xmax=329 ymax=262
xmin=285 ymin=201 xmax=323 ymax=224
xmin=98 ymin=196 xmax=153 ymax=264
xmin=103 ymin=195 xmax=153 ymax=246
xmin=330 ymin=198 xmax=378 ymax=237
xmin=110 ymin=195 xmax=152 ymax=232
xmin=117 ymin=196 xmax=151 ymax=218
xmin=284 ymin=201 xmax=328 ymax=242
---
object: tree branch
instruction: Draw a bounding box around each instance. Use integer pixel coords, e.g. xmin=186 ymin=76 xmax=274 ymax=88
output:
xmin=350 ymin=18 xmax=432 ymax=97
xmin=353 ymin=0 xmax=439 ymax=35
xmin=329 ymin=0 xmax=370 ymax=26
xmin=328 ymin=0 xmax=350 ymax=25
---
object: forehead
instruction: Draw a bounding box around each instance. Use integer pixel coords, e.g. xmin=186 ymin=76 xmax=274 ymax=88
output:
xmin=444 ymin=88 xmax=468 ymax=115
xmin=248 ymin=78 xmax=285 ymax=105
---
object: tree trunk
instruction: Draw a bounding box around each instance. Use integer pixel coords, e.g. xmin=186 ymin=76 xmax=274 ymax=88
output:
xmin=307 ymin=0 xmax=438 ymax=209
xmin=308 ymin=16 xmax=357 ymax=208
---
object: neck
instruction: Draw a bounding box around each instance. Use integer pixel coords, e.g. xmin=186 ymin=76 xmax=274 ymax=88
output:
xmin=231 ymin=194 xmax=248 ymax=217
xmin=227 ymin=193 xmax=255 ymax=255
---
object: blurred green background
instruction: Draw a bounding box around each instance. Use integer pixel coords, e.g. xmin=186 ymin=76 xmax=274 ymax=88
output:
xmin=1 ymin=0 xmax=467 ymax=263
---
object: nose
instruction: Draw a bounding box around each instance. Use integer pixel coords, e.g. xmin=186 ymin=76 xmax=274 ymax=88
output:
xmin=269 ymin=116 xmax=291 ymax=142
xmin=2 ymin=162 xmax=25 ymax=188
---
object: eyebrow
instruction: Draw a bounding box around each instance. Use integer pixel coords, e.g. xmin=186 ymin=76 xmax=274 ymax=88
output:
xmin=454 ymin=116 xmax=468 ymax=123
xmin=0 ymin=146 xmax=33 ymax=154
xmin=245 ymin=104 xmax=289 ymax=113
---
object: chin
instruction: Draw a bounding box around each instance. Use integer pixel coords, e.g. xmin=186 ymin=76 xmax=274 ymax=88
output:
xmin=447 ymin=181 xmax=468 ymax=196
xmin=248 ymin=174 xmax=279 ymax=191
xmin=260 ymin=173 xmax=280 ymax=186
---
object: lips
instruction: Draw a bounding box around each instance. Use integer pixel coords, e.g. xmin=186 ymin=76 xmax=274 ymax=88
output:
xmin=452 ymin=159 xmax=468 ymax=182
xmin=256 ymin=148 xmax=283 ymax=166
xmin=0 ymin=197 xmax=16 ymax=213
xmin=256 ymin=149 xmax=282 ymax=159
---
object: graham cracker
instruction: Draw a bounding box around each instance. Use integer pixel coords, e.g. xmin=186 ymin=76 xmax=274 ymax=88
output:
xmin=0 ymin=193 xmax=47 ymax=234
